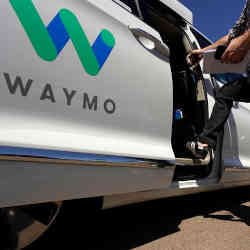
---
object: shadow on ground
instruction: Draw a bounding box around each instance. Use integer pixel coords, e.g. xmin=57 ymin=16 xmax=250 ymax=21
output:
xmin=28 ymin=186 xmax=250 ymax=250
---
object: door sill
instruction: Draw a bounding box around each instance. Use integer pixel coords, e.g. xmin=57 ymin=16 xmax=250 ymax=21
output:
xmin=176 ymin=152 xmax=211 ymax=166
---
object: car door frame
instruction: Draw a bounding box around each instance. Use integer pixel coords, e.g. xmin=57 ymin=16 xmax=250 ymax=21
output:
xmin=183 ymin=25 xmax=225 ymax=183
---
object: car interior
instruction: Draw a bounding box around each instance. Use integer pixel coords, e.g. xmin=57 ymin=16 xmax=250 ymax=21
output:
xmin=138 ymin=0 xmax=213 ymax=180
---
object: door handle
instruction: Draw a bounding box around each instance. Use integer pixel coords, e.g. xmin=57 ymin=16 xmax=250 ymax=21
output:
xmin=138 ymin=36 xmax=156 ymax=50
xmin=129 ymin=28 xmax=170 ymax=61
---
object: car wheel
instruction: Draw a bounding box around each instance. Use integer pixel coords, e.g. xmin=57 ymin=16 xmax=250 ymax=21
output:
xmin=0 ymin=201 xmax=62 ymax=250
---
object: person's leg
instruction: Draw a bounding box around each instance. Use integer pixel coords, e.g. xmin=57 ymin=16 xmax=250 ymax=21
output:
xmin=187 ymin=76 xmax=250 ymax=156
xmin=198 ymin=87 xmax=234 ymax=148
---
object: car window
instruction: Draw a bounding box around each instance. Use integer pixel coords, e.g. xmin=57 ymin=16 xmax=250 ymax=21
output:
xmin=112 ymin=0 xmax=139 ymax=16
xmin=190 ymin=27 xmax=211 ymax=49
xmin=138 ymin=0 xmax=184 ymax=27
xmin=213 ymin=73 xmax=247 ymax=85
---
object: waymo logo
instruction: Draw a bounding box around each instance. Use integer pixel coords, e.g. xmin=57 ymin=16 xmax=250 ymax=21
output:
xmin=10 ymin=0 xmax=116 ymax=76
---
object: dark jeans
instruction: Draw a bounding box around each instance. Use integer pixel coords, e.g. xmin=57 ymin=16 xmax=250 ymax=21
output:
xmin=199 ymin=76 xmax=250 ymax=148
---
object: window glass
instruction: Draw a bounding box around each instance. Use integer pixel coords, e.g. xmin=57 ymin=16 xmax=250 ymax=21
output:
xmin=190 ymin=27 xmax=211 ymax=49
xmin=112 ymin=0 xmax=139 ymax=16
xmin=138 ymin=0 xmax=183 ymax=29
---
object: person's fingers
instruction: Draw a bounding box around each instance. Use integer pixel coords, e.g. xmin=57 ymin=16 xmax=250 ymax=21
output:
xmin=187 ymin=50 xmax=204 ymax=65
xmin=193 ymin=53 xmax=203 ymax=63
xmin=231 ymin=56 xmax=240 ymax=64
xmin=221 ymin=49 xmax=232 ymax=64
xmin=231 ymin=55 xmax=244 ymax=64
xmin=221 ymin=50 xmax=246 ymax=64
xmin=230 ymin=59 xmax=239 ymax=64
xmin=199 ymin=54 xmax=204 ymax=59
xmin=221 ymin=50 xmax=228 ymax=62
xmin=191 ymin=49 xmax=203 ymax=56
xmin=187 ymin=54 xmax=196 ymax=64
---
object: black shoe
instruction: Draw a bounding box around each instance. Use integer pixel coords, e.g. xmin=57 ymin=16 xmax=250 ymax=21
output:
xmin=186 ymin=141 xmax=210 ymax=159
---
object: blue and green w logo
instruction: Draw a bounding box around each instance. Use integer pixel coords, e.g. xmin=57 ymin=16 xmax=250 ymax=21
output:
xmin=10 ymin=0 xmax=116 ymax=76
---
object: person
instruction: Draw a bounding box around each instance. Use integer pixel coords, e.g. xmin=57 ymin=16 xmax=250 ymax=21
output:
xmin=186 ymin=0 xmax=250 ymax=157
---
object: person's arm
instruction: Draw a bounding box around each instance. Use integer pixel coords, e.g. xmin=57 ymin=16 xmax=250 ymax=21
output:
xmin=188 ymin=35 xmax=229 ymax=65
xmin=201 ymin=35 xmax=229 ymax=52
xmin=221 ymin=30 xmax=250 ymax=64
xmin=191 ymin=1 xmax=249 ymax=65
xmin=221 ymin=2 xmax=250 ymax=64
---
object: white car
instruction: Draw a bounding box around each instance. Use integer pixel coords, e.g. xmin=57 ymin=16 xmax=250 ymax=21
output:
xmin=0 ymin=0 xmax=250 ymax=249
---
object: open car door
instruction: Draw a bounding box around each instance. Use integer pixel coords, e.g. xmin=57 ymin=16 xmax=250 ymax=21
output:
xmin=0 ymin=0 xmax=178 ymax=207
xmin=81 ymin=0 xmax=176 ymax=163
xmin=0 ymin=0 xmax=176 ymax=163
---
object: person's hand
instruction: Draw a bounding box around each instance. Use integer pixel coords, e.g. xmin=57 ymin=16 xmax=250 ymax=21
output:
xmin=187 ymin=49 xmax=205 ymax=65
xmin=221 ymin=34 xmax=250 ymax=64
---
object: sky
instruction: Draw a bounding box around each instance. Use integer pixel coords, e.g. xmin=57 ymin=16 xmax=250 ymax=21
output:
xmin=179 ymin=0 xmax=246 ymax=42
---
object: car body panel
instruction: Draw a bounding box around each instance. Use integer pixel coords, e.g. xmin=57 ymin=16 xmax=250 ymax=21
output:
xmin=0 ymin=0 xmax=175 ymax=161
xmin=88 ymin=0 xmax=163 ymax=41
xmin=159 ymin=0 xmax=193 ymax=24
xmin=229 ymin=104 xmax=250 ymax=168
xmin=0 ymin=157 xmax=174 ymax=208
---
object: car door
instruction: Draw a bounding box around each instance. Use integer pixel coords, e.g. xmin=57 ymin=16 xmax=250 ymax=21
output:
xmin=0 ymin=0 xmax=175 ymax=162
xmin=175 ymin=26 xmax=230 ymax=184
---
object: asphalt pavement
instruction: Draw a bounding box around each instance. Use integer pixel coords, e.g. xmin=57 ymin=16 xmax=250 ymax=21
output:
xmin=28 ymin=186 xmax=250 ymax=250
